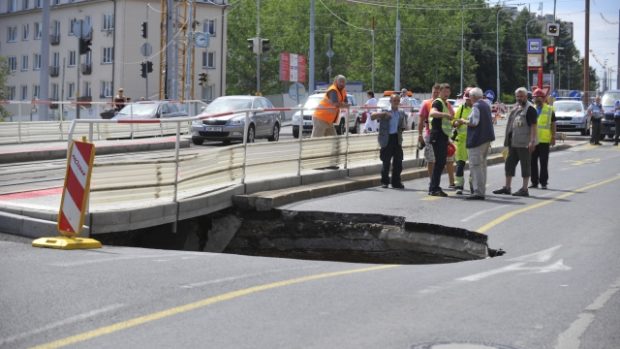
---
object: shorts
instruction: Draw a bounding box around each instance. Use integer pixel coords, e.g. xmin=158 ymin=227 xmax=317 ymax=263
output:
xmin=505 ymin=146 xmax=531 ymax=177
xmin=423 ymin=142 xmax=454 ymax=163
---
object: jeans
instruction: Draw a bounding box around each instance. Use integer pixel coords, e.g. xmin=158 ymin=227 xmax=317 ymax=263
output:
xmin=380 ymin=134 xmax=403 ymax=186
xmin=429 ymin=132 xmax=448 ymax=192
xmin=531 ymin=142 xmax=550 ymax=186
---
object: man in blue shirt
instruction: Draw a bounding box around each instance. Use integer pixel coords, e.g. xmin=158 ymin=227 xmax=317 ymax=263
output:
xmin=586 ymin=96 xmax=603 ymax=145
xmin=614 ymin=99 xmax=620 ymax=146
xmin=371 ymin=94 xmax=408 ymax=189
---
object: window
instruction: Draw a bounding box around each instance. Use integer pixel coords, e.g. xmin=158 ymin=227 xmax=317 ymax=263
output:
xmin=100 ymin=81 xmax=112 ymax=98
xmin=68 ymin=51 xmax=76 ymax=66
xmin=34 ymin=22 xmax=41 ymax=39
xmin=203 ymin=19 xmax=216 ymax=36
xmin=8 ymin=27 xmax=17 ymax=42
xmin=33 ymin=84 xmax=40 ymax=98
xmin=83 ymin=51 xmax=92 ymax=65
xmin=202 ymin=51 xmax=215 ymax=69
xmin=21 ymin=55 xmax=28 ymax=71
xmin=52 ymin=52 xmax=60 ymax=67
xmin=8 ymin=57 xmax=17 ymax=71
xmin=8 ymin=86 xmax=16 ymax=100
xmin=8 ymin=0 xmax=16 ymax=12
xmin=83 ymin=81 xmax=91 ymax=97
xmin=20 ymin=85 xmax=28 ymax=100
xmin=33 ymin=53 xmax=41 ymax=70
xmin=103 ymin=47 xmax=113 ymax=63
xmin=51 ymin=83 xmax=59 ymax=100
xmin=202 ymin=84 xmax=214 ymax=102
xmin=22 ymin=0 xmax=29 ymax=10
xmin=103 ymin=14 xmax=114 ymax=31
xmin=67 ymin=83 xmax=75 ymax=99
xmin=69 ymin=18 xmax=78 ymax=36
xmin=22 ymin=24 xmax=29 ymax=41
xmin=35 ymin=0 xmax=41 ymax=8
xmin=52 ymin=20 xmax=60 ymax=36
xmin=52 ymin=0 xmax=60 ymax=5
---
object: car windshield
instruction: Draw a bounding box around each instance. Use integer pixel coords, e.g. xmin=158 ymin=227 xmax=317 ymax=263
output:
xmin=303 ymin=95 xmax=323 ymax=109
xmin=553 ymin=102 xmax=583 ymax=113
xmin=117 ymin=103 xmax=159 ymax=117
xmin=601 ymin=92 xmax=620 ymax=107
xmin=205 ymin=98 xmax=253 ymax=113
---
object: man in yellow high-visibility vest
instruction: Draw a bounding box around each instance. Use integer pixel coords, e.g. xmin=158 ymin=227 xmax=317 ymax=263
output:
xmin=530 ymin=88 xmax=556 ymax=190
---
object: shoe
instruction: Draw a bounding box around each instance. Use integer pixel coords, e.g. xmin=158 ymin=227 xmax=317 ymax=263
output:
xmin=456 ymin=189 xmax=463 ymax=195
xmin=492 ymin=187 xmax=511 ymax=195
xmin=448 ymin=184 xmax=456 ymax=189
xmin=381 ymin=184 xmax=389 ymax=188
xmin=465 ymin=195 xmax=485 ymax=200
xmin=512 ymin=188 xmax=529 ymax=197
xmin=429 ymin=190 xmax=448 ymax=197
xmin=541 ymin=184 xmax=547 ymax=190
xmin=528 ymin=184 xmax=538 ymax=189
xmin=392 ymin=183 xmax=405 ymax=189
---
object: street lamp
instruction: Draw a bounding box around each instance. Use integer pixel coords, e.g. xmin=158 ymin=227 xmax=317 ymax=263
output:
xmin=496 ymin=7 xmax=516 ymax=103
xmin=525 ymin=18 xmax=538 ymax=89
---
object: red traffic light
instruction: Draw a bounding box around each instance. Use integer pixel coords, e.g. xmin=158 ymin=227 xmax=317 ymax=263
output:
xmin=546 ymin=46 xmax=555 ymax=54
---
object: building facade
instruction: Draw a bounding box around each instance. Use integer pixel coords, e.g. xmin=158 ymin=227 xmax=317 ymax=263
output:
xmin=0 ymin=0 xmax=227 ymax=119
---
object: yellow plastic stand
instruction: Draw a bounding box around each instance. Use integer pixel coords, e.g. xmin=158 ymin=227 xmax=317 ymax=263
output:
xmin=32 ymin=236 xmax=102 ymax=250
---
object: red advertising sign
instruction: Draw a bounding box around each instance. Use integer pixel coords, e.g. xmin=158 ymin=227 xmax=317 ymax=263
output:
xmin=279 ymin=52 xmax=307 ymax=83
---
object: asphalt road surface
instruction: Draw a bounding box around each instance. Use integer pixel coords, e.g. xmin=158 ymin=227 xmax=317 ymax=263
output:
xmin=1 ymin=141 xmax=619 ymax=349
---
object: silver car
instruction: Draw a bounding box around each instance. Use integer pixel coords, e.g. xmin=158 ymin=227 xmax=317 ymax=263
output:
xmin=191 ymin=96 xmax=281 ymax=145
xmin=112 ymin=100 xmax=188 ymax=120
xmin=291 ymin=92 xmax=360 ymax=138
xmin=553 ymin=99 xmax=590 ymax=136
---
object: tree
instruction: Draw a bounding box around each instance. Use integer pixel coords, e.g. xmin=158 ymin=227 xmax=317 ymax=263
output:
xmin=0 ymin=57 xmax=10 ymax=121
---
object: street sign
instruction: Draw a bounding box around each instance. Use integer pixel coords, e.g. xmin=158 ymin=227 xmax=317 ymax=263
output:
xmin=527 ymin=54 xmax=543 ymax=68
xmin=279 ymin=52 xmax=307 ymax=83
xmin=527 ymin=38 xmax=543 ymax=54
xmin=288 ymin=82 xmax=306 ymax=102
xmin=326 ymin=49 xmax=334 ymax=58
xmin=484 ymin=90 xmax=495 ymax=102
xmin=72 ymin=20 xmax=92 ymax=39
xmin=140 ymin=43 xmax=152 ymax=57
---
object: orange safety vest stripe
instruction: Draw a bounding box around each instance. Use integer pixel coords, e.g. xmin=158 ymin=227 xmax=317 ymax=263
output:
xmin=314 ymin=84 xmax=346 ymax=123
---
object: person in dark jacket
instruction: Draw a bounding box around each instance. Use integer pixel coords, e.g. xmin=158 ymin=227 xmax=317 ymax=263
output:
xmin=371 ymin=94 xmax=408 ymax=189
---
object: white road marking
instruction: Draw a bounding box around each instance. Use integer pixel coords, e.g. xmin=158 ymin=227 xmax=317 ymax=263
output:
xmin=51 ymin=251 xmax=209 ymax=267
xmin=508 ymin=245 xmax=562 ymax=263
xmin=555 ymin=276 xmax=620 ymax=349
xmin=460 ymin=204 xmax=508 ymax=222
xmin=0 ymin=304 xmax=124 ymax=346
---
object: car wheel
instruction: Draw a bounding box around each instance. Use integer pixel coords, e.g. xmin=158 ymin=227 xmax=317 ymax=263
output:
xmin=268 ymin=124 xmax=280 ymax=142
xmin=192 ymin=136 xmax=204 ymax=145
xmin=293 ymin=127 xmax=299 ymax=138
xmin=351 ymin=119 xmax=359 ymax=134
xmin=246 ymin=124 xmax=256 ymax=143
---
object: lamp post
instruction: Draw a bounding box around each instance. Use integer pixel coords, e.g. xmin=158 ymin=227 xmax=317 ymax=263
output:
xmin=525 ymin=18 xmax=538 ymax=89
xmin=496 ymin=7 xmax=515 ymax=103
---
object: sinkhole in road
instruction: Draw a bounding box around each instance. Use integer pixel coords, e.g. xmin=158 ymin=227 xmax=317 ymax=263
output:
xmin=97 ymin=209 xmax=496 ymax=264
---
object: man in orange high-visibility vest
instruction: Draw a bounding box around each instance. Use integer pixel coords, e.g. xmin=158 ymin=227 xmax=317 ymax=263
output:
xmin=312 ymin=75 xmax=349 ymax=137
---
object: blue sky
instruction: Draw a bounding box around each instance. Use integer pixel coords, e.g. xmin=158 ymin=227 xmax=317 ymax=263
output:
xmin=518 ymin=0 xmax=619 ymax=87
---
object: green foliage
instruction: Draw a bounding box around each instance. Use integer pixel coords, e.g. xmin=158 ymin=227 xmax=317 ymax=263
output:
xmin=225 ymin=0 xmax=595 ymax=98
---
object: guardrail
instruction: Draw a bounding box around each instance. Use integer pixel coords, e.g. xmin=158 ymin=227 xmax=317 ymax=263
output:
xmin=0 ymin=100 xmax=207 ymax=144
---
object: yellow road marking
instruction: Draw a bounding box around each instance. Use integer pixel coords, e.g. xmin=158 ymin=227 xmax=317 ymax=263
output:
xmin=565 ymin=158 xmax=600 ymax=166
xmin=476 ymin=175 xmax=620 ymax=234
xmin=31 ymin=265 xmax=398 ymax=349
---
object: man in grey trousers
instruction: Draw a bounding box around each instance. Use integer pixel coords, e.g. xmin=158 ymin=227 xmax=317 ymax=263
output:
xmin=461 ymin=87 xmax=496 ymax=200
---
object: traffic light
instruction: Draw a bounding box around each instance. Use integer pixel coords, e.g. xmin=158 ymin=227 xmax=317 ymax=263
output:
xmin=546 ymin=45 xmax=556 ymax=66
xmin=247 ymin=38 xmax=255 ymax=52
xmin=198 ymin=72 xmax=207 ymax=86
xmin=140 ymin=62 xmax=147 ymax=78
xmin=141 ymin=22 xmax=148 ymax=39
xmin=78 ymin=37 xmax=91 ymax=55
xmin=261 ymin=38 xmax=270 ymax=53
xmin=146 ymin=60 xmax=153 ymax=73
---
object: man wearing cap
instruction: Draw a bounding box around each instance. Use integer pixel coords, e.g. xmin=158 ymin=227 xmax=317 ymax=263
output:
xmin=530 ymin=88 xmax=556 ymax=189
xmin=113 ymin=88 xmax=129 ymax=112
xmin=452 ymin=88 xmax=473 ymax=195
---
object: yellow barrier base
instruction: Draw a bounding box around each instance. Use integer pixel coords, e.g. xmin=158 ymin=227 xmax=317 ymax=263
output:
xmin=32 ymin=236 xmax=102 ymax=250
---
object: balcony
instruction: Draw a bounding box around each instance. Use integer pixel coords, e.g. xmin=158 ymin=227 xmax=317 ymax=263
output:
xmin=49 ymin=66 xmax=59 ymax=77
xmin=81 ymin=63 xmax=92 ymax=75
xmin=50 ymin=34 xmax=60 ymax=45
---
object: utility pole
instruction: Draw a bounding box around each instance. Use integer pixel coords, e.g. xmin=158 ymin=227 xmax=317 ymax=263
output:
xmin=38 ymin=0 xmax=50 ymax=121
xmin=394 ymin=0 xmax=401 ymax=91
xmin=309 ymin=0 xmax=315 ymax=92
xmin=256 ymin=0 xmax=261 ymax=94
xmin=584 ymin=0 xmax=590 ymax=103
xmin=460 ymin=1 xmax=464 ymax=95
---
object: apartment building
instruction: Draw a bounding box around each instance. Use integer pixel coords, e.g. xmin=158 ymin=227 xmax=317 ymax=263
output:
xmin=0 ymin=0 xmax=227 ymax=115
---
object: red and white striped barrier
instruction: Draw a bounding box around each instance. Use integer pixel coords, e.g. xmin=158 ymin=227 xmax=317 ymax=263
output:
xmin=57 ymin=140 xmax=96 ymax=237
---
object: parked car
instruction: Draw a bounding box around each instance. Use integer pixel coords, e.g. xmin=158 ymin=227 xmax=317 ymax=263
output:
xmin=553 ymin=99 xmax=590 ymax=135
xmin=373 ymin=96 xmax=418 ymax=131
xmin=601 ymin=90 xmax=620 ymax=139
xmin=291 ymin=92 xmax=360 ymax=138
xmin=191 ymin=95 xmax=281 ymax=145
xmin=112 ymin=100 xmax=188 ymax=120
